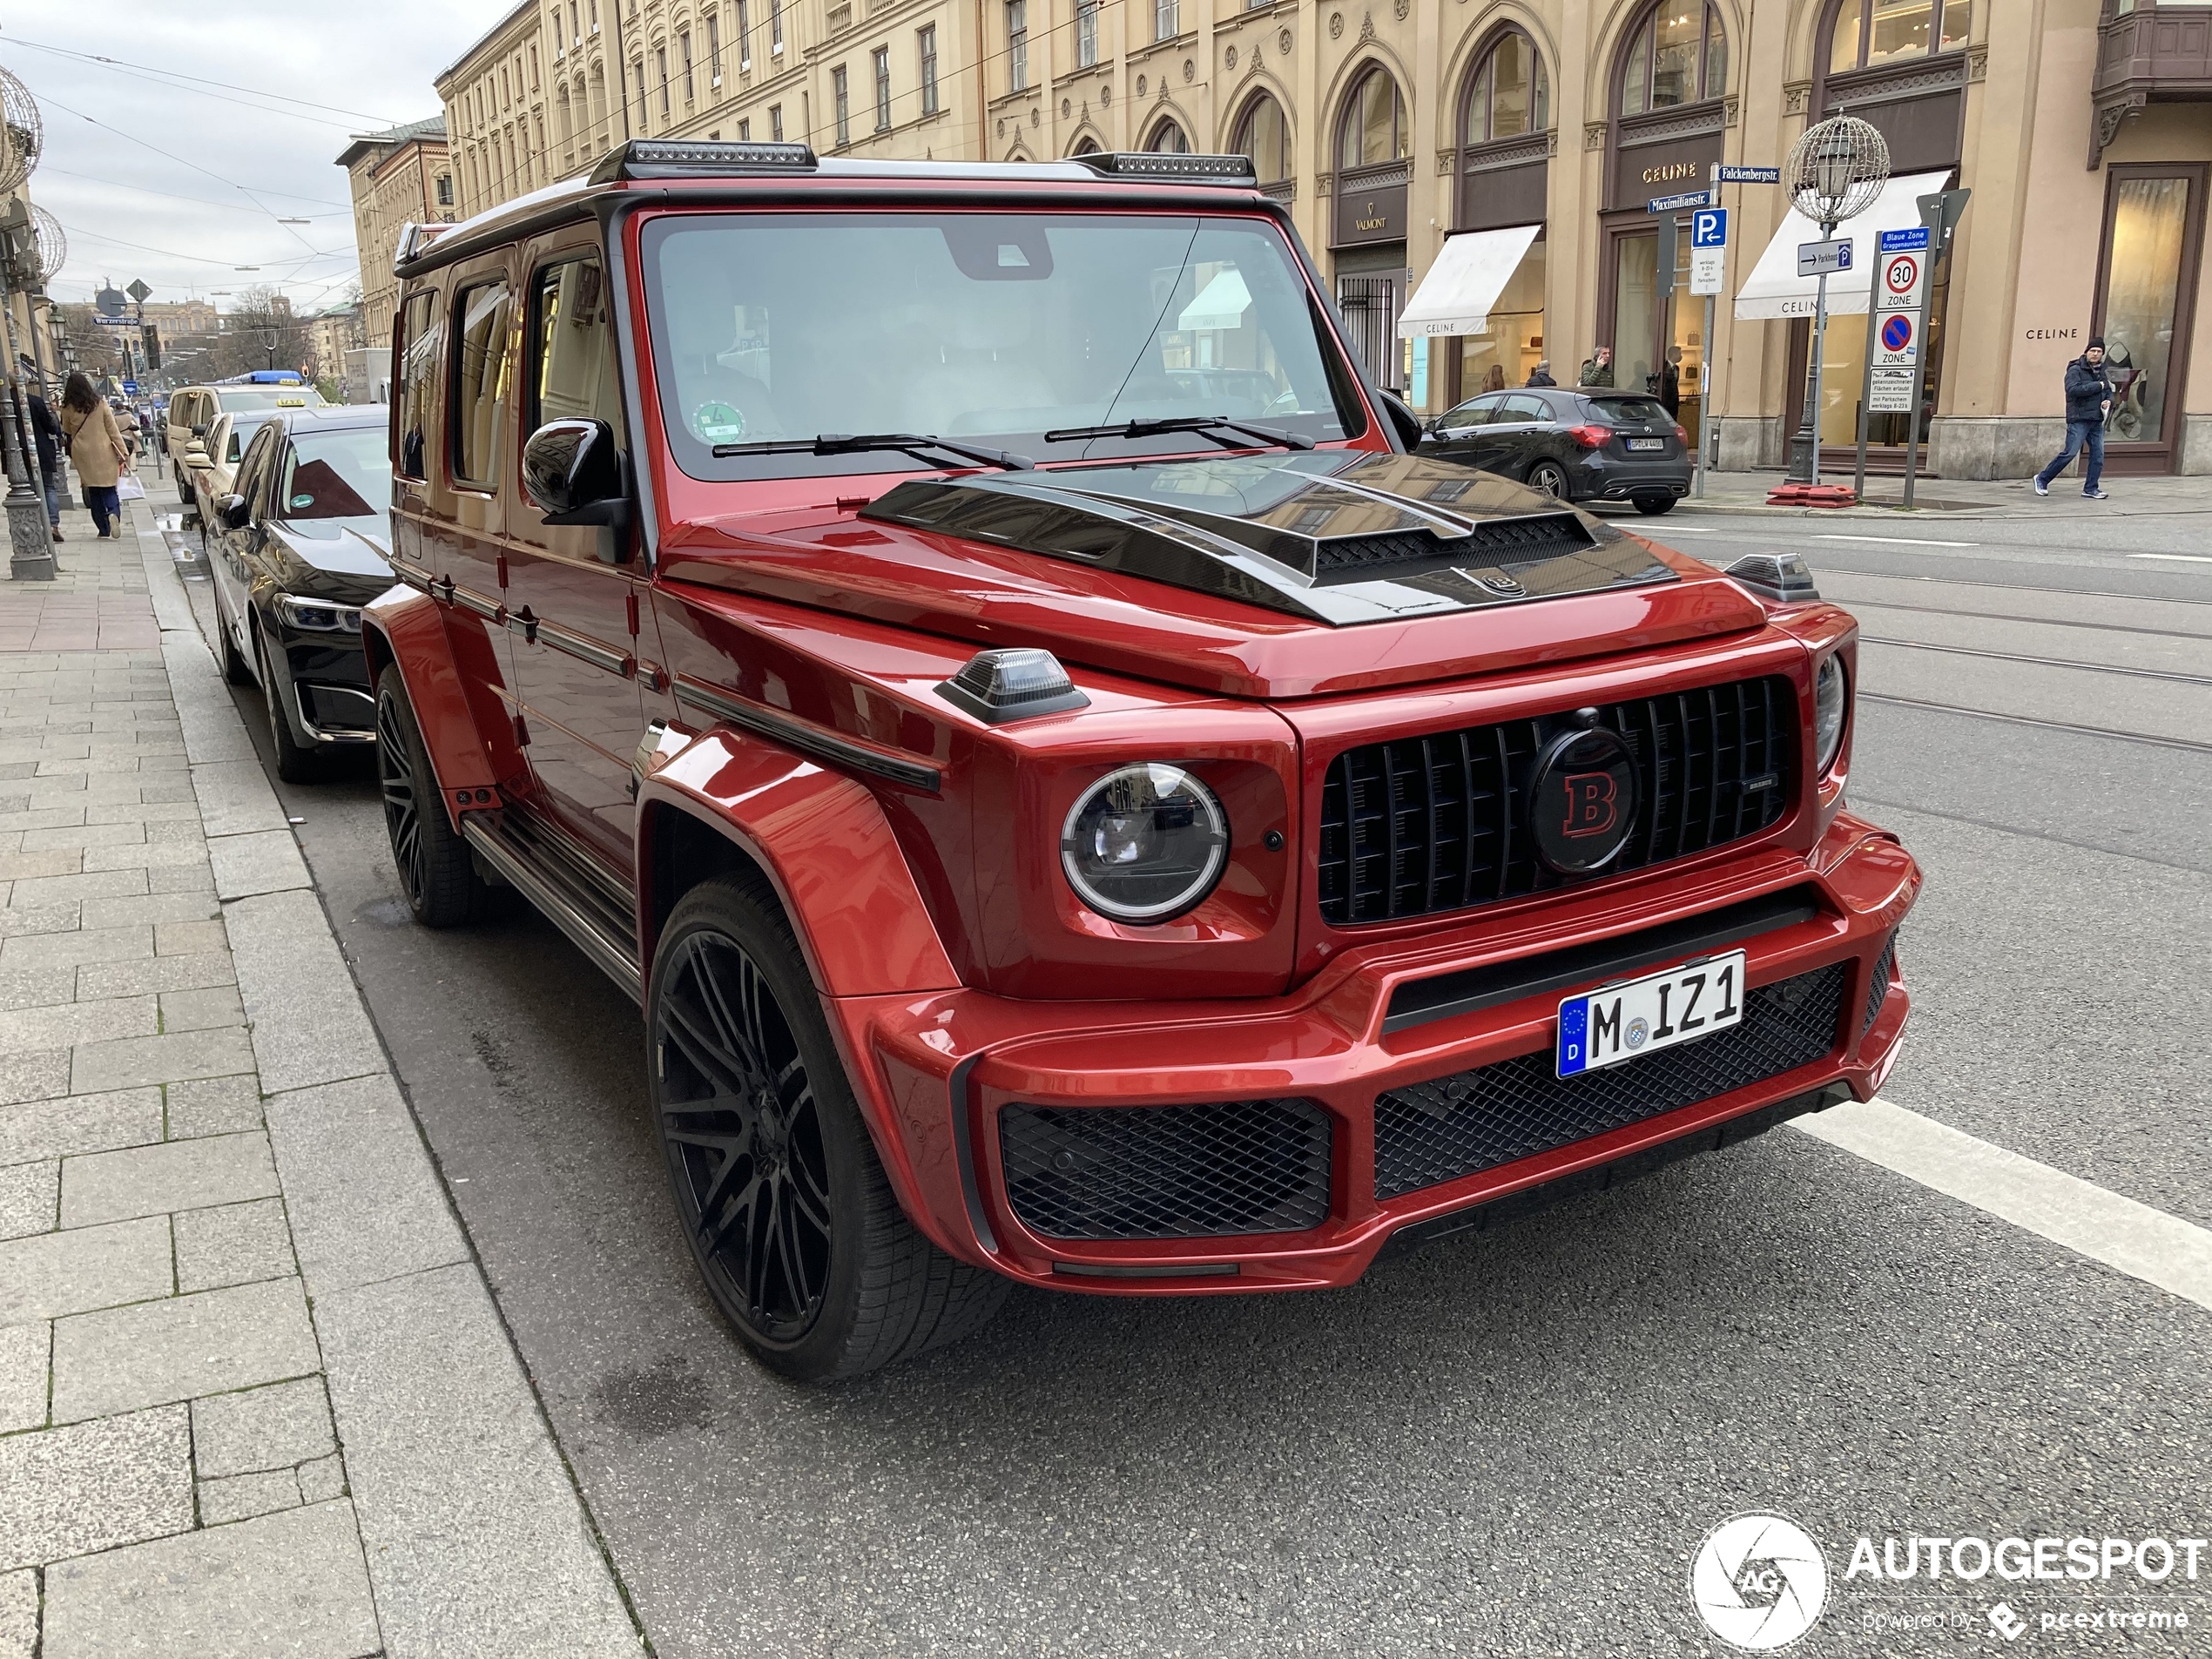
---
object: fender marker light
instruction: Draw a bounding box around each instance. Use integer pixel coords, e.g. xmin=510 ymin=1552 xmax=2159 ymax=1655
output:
xmin=1723 ymin=552 xmax=1820 ymax=604
xmin=934 ymin=649 xmax=1089 ymax=724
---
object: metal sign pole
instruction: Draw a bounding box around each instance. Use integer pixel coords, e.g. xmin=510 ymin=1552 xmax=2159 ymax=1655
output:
xmin=1809 ymin=222 xmax=1835 ymax=490
xmin=1851 ymin=291 xmax=1880 ymax=502
xmin=1696 ymin=163 xmax=1716 ymax=499
xmin=1900 ymin=187 xmax=1970 ymax=511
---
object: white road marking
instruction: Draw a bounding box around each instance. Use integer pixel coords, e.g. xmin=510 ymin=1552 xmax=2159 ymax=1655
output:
xmin=1792 ymin=1098 xmax=2212 ymax=1314
xmin=2130 ymin=552 xmax=2212 ymax=564
xmin=1811 ymin=534 xmax=1977 ymax=548
xmin=1660 ymin=525 xmax=1715 ymax=532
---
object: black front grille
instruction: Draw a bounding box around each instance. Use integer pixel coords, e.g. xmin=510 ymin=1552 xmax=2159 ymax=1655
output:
xmin=1372 ymin=962 xmax=1845 ymax=1199
xmin=1312 ymin=513 xmax=1595 ymax=579
xmin=1863 ymin=933 xmax=1898 ymax=1035
xmin=999 ymin=1099 xmax=1333 ymax=1239
xmin=1318 ymin=675 xmax=1794 ymax=926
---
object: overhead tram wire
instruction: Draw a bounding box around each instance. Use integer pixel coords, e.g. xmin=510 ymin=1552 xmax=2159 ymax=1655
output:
xmin=0 ymin=33 xmax=399 ymax=129
xmin=39 ymin=165 xmax=353 ymax=216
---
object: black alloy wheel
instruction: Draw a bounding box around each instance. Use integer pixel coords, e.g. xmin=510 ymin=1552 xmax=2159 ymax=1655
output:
xmin=254 ymin=623 xmax=322 ymax=784
xmin=651 ymin=875 xmax=1007 ymax=1383
xmin=374 ymin=664 xmax=483 ymax=927
xmin=1527 ymin=460 xmax=1570 ymax=498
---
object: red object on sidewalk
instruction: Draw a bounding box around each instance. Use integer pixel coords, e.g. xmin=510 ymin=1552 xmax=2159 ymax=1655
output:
xmin=1765 ymin=482 xmax=1859 ymax=508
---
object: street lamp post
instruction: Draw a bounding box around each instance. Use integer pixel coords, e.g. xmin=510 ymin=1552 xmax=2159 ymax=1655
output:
xmin=1779 ymin=116 xmax=1890 ymax=493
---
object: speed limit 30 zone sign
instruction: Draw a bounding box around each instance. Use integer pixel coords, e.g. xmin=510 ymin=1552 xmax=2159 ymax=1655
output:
xmin=1882 ymin=249 xmax=1925 ymax=309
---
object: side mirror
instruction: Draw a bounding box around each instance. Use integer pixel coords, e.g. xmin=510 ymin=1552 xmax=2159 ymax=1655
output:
xmin=185 ymin=444 xmax=211 ymax=467
xmin=1376 ymin=389 xmax=1426 ymax=452
xmin=522 ymin=419 xmax=632 ymax=545
xmin=219 ymin=494 xmax=251 ymax=531
xmin=191 ymin=423 xmax=208 ymax=439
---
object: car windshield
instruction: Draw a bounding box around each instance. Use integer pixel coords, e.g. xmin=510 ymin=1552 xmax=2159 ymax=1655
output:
xmin=1585 ymin=396 xmax=1673 ymax=426
xmin=640 ymin=211 xmax=1365 ymax=479
xmin=219 ymin=387 xmax=327 ymax=411
xmin=279 ymin=427 xmax=390 ymax=521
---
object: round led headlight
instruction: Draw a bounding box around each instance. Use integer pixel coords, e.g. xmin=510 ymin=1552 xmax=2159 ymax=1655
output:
xmin=1815 ymin=653 xmax=1849 ymax=775
xmin=1060 ymin=764 xmax=1229 ymax=924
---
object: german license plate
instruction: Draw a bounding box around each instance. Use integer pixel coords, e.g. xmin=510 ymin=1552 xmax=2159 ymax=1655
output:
xmin=1626 ymin=436 xmax=1666 ymax=451
xmin=1556 ymin=951 xmax=1746 ymax=1077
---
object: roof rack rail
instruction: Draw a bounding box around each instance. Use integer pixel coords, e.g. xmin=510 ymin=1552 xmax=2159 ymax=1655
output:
xmin=392 ymin=220 xmax=455 ymax=269
xmin=1069 ymin=152 xmax=1258 ymax=185
xmin=590 ymin=138 xmax=819 ymax=184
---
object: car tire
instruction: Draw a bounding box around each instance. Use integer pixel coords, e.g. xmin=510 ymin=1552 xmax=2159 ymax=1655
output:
xmin=374 ymin=665 xmax=484 ymax=928
xmin=253 ymin=624 xmax=323 ymax=784
xmin=1633 ymin=494 xmax=1676 ymax=516
xmin=650 ymin=873 xmax=1008 ymax=1384
xmin=1527 ymin=460 xmax=1571 ymax=499
xmin=175 ymin=469 xmax=192 ymax=507
xmin=214 ymin=588 xmax=253 ymax=687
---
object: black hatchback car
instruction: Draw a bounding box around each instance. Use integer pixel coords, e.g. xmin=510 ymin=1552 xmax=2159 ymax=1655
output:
xmin=205 ymin=406 xmax=395 ymax=779
xmin=1420 ymin=388 xmax=1691 ymax=513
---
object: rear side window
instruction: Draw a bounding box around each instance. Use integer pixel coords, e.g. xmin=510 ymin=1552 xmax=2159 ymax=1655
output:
xmin=396 ymin=290 xmax=441 ymax=481
xmin=530 ymin=257 xmax=624 ymax=435
xmin=1586 ymin=396 xmax=1671 ymax=426
xmin=1503 ymin=394 xmax=1552 ymax=421
xmin=451 ymin=279 xmax=515 ymax=487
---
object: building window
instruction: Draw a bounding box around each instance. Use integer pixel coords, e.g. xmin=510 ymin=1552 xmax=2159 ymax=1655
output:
xmin=1338 ymin=67 xmax=1407 ymax=169
xmin=770 ymin=102 xmax=783 ymax=141
xmin=873 ymin=47 xmax=891 ymax=131
xmin=1008 ymin=0 xmax=1028 ymax=92
xmin=1617 ymin=2 xmax=1727 ymax=117
xmin=1232 ymin=91 xmax=1289 ymax=184
xmin=738 ymin=117 xmax=751 ymax=138
xmin=570 ymin=0 xmax=580 ymax=43
xmin=634 ymin=58 xmax=648 ymax=127
xmin=919 ymin=24 xmax=938 ymax=113
xmin=1076 ymin=0 xmax=1097 ymax=68
xmin=772 ymin=0 xmax=784 ymax=54
xmin=658 ymin=46 xmax=671 ymax=117
xmin=1155 ymin=0 xmax=1177 ymax=42
xmin=1465 ymin=29 xmax=1549 ymax=143
xmin=1826 ymin=0 xmax=1970 ymax=73
xmin=435 ymin=173 xmax=454 ymax=206
xmin=681 ymin=31 xmax=695 ymax=102
xmin=833 ymin=64 xmax=851 ymax=144
xmin=1146 ymin=119 xmax=1189 ymax=154
xmin=738 ymin=0 xmax=752 ymax=67
xmin=708 ymin=12 xmax=722 ymax=80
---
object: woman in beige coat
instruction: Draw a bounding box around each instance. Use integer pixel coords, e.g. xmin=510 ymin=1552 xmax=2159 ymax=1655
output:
xmin=60 ymin=372 xmax=132 ymax=539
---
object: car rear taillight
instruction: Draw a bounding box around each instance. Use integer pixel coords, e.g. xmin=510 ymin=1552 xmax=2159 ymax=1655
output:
xmin=1565 ymin=424 xmax=1611 ymax=449
xmin=1675 ymin=425 xmax=1689 ymax=445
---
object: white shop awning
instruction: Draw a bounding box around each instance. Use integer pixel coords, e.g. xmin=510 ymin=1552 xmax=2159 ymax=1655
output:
xmin=1732 ymin=171 xmax=1954 ymax=320
xmin=1177 ymin=269 xmax=1253 ymax=331
xmin=1395 ymin=224 xmax=1542 ymax=338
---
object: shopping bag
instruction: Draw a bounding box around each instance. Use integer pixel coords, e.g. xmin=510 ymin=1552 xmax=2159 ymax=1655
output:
xmin=116 ymin=474 xmax=146 ymax=502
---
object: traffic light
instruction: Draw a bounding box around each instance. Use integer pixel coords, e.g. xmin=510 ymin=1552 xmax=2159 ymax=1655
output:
xmin=140 ymin=323 xmax=161 ymax=371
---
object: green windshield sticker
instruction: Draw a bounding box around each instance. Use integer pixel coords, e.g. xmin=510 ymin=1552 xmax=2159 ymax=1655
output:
xmin=691 ymin=401 xmax=746 ymax=442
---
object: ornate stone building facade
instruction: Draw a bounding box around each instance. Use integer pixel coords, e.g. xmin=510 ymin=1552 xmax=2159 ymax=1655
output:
xmin=339 ymin=118 xmax=455 ymax=350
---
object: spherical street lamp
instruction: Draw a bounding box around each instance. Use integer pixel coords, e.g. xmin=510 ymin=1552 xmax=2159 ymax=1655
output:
xmin=1782 ymin=115 xmax=1891 ymax=490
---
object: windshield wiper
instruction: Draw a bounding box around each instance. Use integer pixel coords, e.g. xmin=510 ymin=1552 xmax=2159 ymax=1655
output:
xmin=711 ymin=433 xmax=1034 ymax=471
xmin=1042 ymin=415 xmax=1317 ymax=452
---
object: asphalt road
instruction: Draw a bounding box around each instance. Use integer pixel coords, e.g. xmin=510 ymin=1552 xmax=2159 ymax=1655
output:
xmin=177 ymin=497 xmax=2212 ymax=1657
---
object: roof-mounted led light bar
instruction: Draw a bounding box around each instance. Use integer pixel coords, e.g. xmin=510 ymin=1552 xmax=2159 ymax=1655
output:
xmin=590 ymin=138 xmax=820 ymax=184
xmin=392 ymin=220 xmax=456 ymax=269
xmin=1070 ymin=152 xmax=1259 ymax=185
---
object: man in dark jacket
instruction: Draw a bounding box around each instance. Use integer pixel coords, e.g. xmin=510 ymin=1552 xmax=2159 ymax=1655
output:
xmin=25 ymin=390 xmax=63 ymax=540
xmin=1525 ymin=361 xmax=1556 ymax=388
xmin=2033 ymin=339 xmax=2114 ymax=500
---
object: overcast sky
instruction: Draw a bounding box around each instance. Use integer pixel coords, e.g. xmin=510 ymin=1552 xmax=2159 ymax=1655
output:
xmin=5 ymin=0 xmax=519 ymax=314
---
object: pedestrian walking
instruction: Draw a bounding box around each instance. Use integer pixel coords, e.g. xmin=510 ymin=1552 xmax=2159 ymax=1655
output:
xmin=26 ymin=388 xmax=64 ymax=542
xmin=2032 ymin=338 xmax=2114 ymax=500
xmin=1658 ymin=346 xmax=1683 ymax=416
xmin=1579 ymin=346 xmax=1614 ymax=387
xmin=58 ymin=371 xmax=132 ymax=539
xmin=1526 ymin=361 xmax=1556 ymax=388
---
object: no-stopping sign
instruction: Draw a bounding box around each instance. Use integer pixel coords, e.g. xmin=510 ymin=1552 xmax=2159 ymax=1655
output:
xmin=1882 ymin=249 xmax=1925 ymax=309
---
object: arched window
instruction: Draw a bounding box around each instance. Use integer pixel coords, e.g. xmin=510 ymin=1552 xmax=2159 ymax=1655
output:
xmin=1338 ymin=67 xmax=1407 ymax=170
xmin=1826 ymin=0 xmax=1970 ymax=73
xmin=1069 ymin=135 xmax=1103 ymax=156
xmin=1146 ymin=119 xmax=1190 ymax=154
xmin=1233 ymin=93 xmax=1290 ymax=184
xmin=1464 ymin=30 xmax=1549 ymax=144
xmin=1617 ymin=3 xmax=1727 ymax=117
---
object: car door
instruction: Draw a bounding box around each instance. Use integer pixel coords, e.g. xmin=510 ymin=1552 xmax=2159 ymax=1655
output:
xmin=214 ymin=424 xmax=281 ymax=663
xmin=501 ymin=244 xmax=651 ymax=878
xmin=1429 ymin=394 xmax=1502 ymax=466
xmin=1499 ymin=393 xmax=1559 ymax=478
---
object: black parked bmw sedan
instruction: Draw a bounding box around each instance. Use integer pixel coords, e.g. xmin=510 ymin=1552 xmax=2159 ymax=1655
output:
xmin=1418 ymin=387 xmax=1692 ymax=514
xmin=205 ymin=405 xmax=395 ymax=780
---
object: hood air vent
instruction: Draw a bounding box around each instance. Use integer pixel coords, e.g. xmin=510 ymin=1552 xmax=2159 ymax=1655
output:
xmin=1312 ymin=512 xmax=1596 ymax=585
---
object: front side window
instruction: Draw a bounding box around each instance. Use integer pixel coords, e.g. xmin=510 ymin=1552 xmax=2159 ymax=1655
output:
xmin=833 ymin=65 xmax=851 ymax=144
xmin=1465 ymin=30 xmax=1549 ymax=143
xmin=531 ymin=257 xmax=624 ymax=434
xmin=1828 ymin=0 xmax=1972 ymax=73
xmin=1008 ymin=1 xmax=1028 ymax=92
xmin=1076 ymin=0 xmax=1097 ymax=68
xmin=873 ymin=48 xmax=891 ymax=131
xmin=394 ymin=298 xmax=439 ymax=469
xmin=235 ymin=424 xmax=280 ymax=511
xmin=919 ymin=25 xmax=939 ymax=111
xmin=278 ymin=427 xmax=393 ymax=521
xmin=1339 ymin=68 xmax=1407 ymax=169
xmin=1234 ymin=93 xmax=1289 ymax=185
xmin=640 ymin=211 xmax=1365 ymax=482
xmin=1619 ymin=2 xmax=1726 ymax=116
xmin=451 ymin=278 xmax=515 ymax=487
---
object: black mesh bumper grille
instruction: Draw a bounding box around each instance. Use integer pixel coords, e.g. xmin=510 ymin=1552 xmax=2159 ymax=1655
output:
xmin=1318 ymin=675 xmax=1795 ymax=926
xmin=1372 ymin=962 xmax=1847 ymax=1200
xmin=999 ymin=1098 xmax=1333 ymax=1239
xmin=1863 ymin=933 xmax=1898 ymax=1035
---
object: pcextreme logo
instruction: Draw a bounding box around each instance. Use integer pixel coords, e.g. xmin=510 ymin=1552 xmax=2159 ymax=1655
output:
xmin=1690 ymin=1513 xmax=1831 ymax=1650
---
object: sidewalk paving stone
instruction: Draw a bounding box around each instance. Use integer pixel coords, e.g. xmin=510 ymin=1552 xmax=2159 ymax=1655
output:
xmin=0 ymin=1049 xmax=71 ymax=1109
xmin=71 ymin=1025 xmax=256 ymax=1096
xmin=78 ymin=949 xmax=233 ymax=1001
xmin=60 ymin=1131 xmax=278 ymax=1229
xmin=0 ymin=1217 xmax=172 ymax=1325
xmin=41 ymin=1500 xmax=381 ymax=1659
xmin=0 ymin=997 xmax=157 ymax=1059
xmin=51 ymin=1276 xmax=320 ymax=1423
xmin=0 ymin=1406 xmax=194 ymax=1571
xmin=0 ymin=924 xmax=153 ymax=971
xmin=0 ymin=1087 xmax=163 ymax=1165
xmin=266 ymin=1076 xmax=468 ymax=1294
xmin=157 ymin=984 xmax=245 ymax=1034
xmin=226 ymin=891 xmax=386 ymax=1095
xmin=0 ymin=1160 xmax=56 ymax=1238
xmin=191 ymin=1376 xmax=335 ymax=1478
xmin=173 ymin=1197 xmax=294 ymax=1294
xmin=165 ymin=1074 xmax=262 ymax=1140
xmin=197 ymin=1470 xmax=300 ymax=1526
xmin=209 ymin=829 xmax=310 ymax=900
xmin=77 ymin=890 xmax=219 ymax=931
xmin=0 ymin=1325 xmax=48 ymax=1433
xmin=0 ymin=1567 xmax=31 ymax=1659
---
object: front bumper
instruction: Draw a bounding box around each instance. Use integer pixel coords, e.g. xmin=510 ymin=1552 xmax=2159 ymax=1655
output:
xmin=274 ymin=624 xmax=375 ymax=746
xmin=831 ymin=810 xmax=1919 ymax=1293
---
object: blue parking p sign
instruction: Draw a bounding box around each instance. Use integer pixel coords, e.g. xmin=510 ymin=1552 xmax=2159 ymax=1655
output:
xmin=1691 ymin=208 xmax=1728 ymax=249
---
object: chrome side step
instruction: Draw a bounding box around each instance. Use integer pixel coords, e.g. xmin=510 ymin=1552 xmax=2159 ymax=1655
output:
xmin=460 ymin=813 xmax=643 ymax=1004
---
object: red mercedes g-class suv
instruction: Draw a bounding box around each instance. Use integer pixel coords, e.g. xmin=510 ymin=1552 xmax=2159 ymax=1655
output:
xmin=366 ymin=140 xmax=1917 ymax=1383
